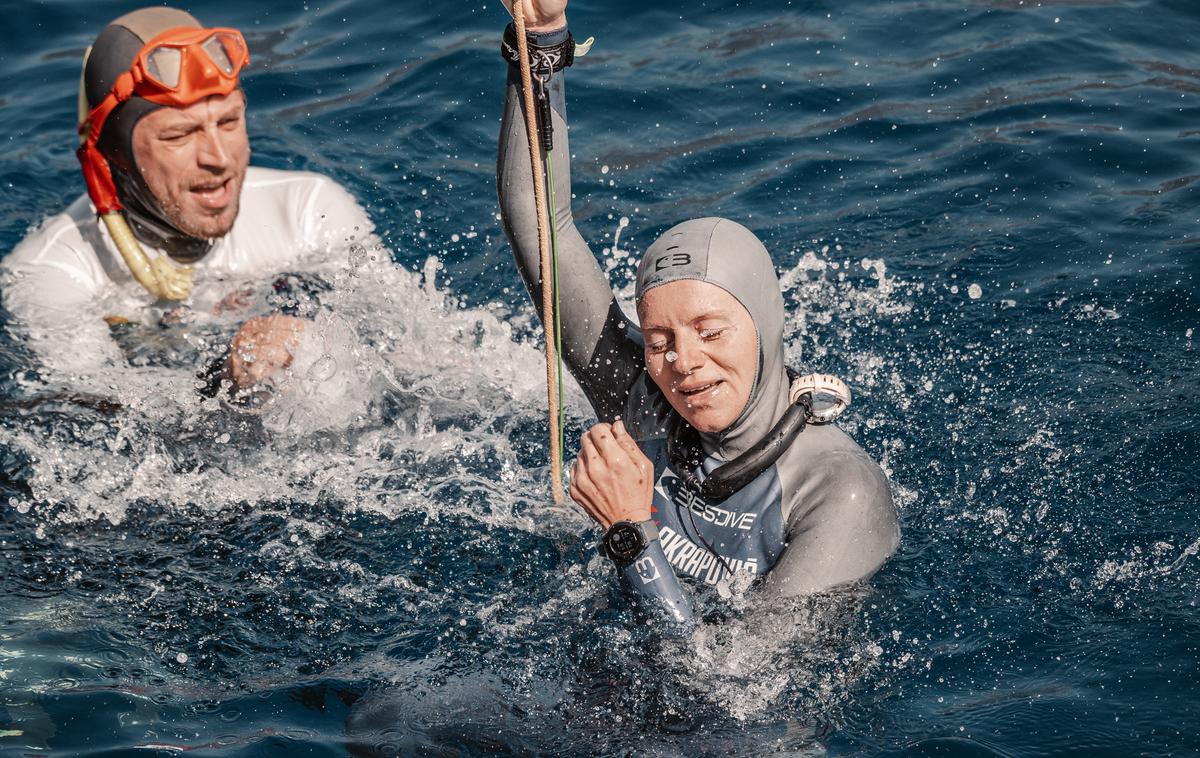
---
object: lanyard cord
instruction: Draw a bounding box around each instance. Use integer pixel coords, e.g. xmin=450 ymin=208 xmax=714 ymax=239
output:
xmin=545 ymin=146 xmax=566 ymax=462
xmin=681 ymin=497 xmax=737 ymax=579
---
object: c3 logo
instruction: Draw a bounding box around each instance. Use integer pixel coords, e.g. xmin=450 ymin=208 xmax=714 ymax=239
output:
xmin=654 ymin=252 xmax=691 ymax=272
xmin=635 ymin=556 xmax=661 ymax=584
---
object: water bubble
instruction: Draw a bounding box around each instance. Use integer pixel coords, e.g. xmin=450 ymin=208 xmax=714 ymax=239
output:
xmin=308 ymin=355 xmax=337 ymax=384
xmin=601 ymin=165 xmax=610 ymax=174
xmin=176 ymin=653 xmax=188 ymax=664
xmin=665 ymin=350 xmax=678 ymax=363
xmin=968 ymin=283 xmax=983 ymax=300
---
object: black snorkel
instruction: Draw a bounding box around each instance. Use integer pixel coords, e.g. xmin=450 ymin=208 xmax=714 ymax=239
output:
xmin=668 ymin=372 xmax=852 ymax=502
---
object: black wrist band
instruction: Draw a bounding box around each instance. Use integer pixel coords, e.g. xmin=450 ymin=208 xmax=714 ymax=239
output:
xmin=500 ymin=23 xmax=576 ymax=78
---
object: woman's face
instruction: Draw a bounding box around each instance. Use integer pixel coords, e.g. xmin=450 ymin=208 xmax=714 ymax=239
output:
xmin=638 ymin=279 xmax=759 ymax=434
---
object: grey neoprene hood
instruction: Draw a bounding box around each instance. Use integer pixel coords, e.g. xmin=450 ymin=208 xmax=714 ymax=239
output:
xmin=635 ymin=217 xmax=791 ymax=459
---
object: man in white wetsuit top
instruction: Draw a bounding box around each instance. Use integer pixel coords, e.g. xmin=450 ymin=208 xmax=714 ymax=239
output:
xmin=497 ymin=0 xmax=900 ymax=627
xmin=0 ymin=7 xmax=375 ymax=390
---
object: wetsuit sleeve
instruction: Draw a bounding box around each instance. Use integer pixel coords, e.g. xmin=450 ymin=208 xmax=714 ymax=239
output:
xmin=765 ymin=451 xmax=901 ymax=597
xmin=616 ymin=540 xmax=695 ymax=628
xmin=496 ymin=28 xmax=643 ymax=421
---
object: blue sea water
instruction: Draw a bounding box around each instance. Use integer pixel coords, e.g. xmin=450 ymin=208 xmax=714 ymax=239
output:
xmin=1 ymin=0 xmax=1198 ymax=754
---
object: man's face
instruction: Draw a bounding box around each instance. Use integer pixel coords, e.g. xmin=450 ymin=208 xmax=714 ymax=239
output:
xmin=131 ymin=90 xmax=250 ymax=239
xmin=638 ymin=279 xmax=759 ymax=434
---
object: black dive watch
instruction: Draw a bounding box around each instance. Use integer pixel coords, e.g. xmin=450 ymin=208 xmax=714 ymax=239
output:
xmin=602 ymin=519 xmax=659 ymax=565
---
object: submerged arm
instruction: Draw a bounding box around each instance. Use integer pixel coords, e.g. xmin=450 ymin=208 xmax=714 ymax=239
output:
xmin=496 ymin=25 xmax=642 ymax=421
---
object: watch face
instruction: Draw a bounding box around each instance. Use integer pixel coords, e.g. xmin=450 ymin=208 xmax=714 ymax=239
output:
xmin=606 ymin=522 xmax=643 ymax=562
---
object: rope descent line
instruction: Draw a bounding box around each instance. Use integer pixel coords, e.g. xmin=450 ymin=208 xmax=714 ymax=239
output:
xmin=512 ymin=1 xmax=565 ymax=504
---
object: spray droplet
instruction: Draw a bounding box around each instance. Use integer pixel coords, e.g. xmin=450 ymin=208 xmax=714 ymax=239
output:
xmin=665 ymin=350 xmax=678 ymax=363
xmin=348 ymin=244 xmax=368 ymax=272
xmin=968 ymin=283 xmax=983 ymax=300
xmin=176 ymin=653 xmax=188 ymax=664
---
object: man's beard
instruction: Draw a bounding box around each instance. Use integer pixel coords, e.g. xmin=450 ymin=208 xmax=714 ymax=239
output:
xmin=164 ymin=186 xmax=242 ymax=240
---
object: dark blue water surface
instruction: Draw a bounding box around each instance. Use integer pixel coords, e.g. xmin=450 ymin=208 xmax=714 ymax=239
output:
xmin=2 ymin=0 xmax=1198 ymax=755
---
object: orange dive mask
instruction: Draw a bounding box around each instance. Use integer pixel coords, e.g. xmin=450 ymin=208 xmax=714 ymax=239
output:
xmin=77 ymin=26 xmax=249 ymax=214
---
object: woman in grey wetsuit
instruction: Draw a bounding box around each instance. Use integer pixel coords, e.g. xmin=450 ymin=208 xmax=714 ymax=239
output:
xmin=498 ymin=0 xmax=900 ymax=626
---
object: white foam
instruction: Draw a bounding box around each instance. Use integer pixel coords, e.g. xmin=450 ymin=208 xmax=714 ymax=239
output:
xmin=2 ymin=245 xmax=584 ymax=527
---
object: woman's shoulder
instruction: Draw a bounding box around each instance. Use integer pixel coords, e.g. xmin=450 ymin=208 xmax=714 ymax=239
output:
xmin=776 ymin=424 xmax=895 ymax=525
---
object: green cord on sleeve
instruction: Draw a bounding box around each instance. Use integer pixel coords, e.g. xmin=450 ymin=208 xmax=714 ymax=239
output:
xmin=544 ymin=150 xmax=566 ymax=459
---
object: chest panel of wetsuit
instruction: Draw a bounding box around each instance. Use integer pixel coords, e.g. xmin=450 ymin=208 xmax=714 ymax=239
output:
xmin=641 ymin=438 xmax=786 ymax=587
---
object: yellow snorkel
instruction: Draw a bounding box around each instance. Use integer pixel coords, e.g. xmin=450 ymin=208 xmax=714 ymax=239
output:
xmin=97 ymin=208 xmax=193 ymax=301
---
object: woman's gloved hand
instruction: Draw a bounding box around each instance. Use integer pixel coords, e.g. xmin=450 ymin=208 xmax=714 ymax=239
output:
xmin=569 ymin=419 xmax=654 ymax=529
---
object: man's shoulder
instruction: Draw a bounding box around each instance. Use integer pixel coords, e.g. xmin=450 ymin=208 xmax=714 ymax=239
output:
xmin=4 ymin=195 xmax=100 ymax=270
xmin=1 ymin=194 xmax=112 ymax=311
xmin=777 ymin=424 xmax=894 ymax=519
xmin=223 ymin=166 xmax=369 ymax=263
xmin=241 ymin=166 xmax=344 ymax=195
xmin=237 ymin=166 xmax=361 ymax=225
